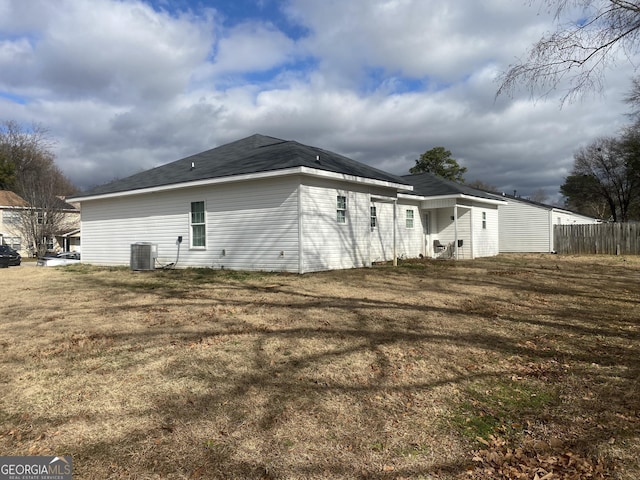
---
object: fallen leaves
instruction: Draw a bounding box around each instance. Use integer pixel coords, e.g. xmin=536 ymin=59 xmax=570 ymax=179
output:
xmin=468 ymin=435 xmax=611 ymax=479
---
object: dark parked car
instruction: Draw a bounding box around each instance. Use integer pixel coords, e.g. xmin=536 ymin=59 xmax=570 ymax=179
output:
xmin=0 ymin=245 xmax=21 ymax=267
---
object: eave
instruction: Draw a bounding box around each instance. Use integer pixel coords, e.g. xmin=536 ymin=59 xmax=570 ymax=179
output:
xmin=399 ymin=192 xmax=507 ymax=206
xmin=71 ymin=166 xmax=413 ymax=202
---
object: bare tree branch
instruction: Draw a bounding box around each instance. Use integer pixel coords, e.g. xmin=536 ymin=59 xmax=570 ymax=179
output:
xmin=497 ymin=0 xmax=640 ymax=103
xmin=0 ymin=120 xmax=78 ymax=255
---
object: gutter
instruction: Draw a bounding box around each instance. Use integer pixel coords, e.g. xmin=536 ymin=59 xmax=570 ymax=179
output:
xmin=71 ymin=166 xmax=413 ymax=203
xmin=399 ymin=192 xmax=507 ymax=206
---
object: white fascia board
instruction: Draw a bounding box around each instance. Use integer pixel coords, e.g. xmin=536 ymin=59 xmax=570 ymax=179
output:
xmin=71 ymin=166 xmax=412 ymax=202
xmin=399 ymin=193 xmax=507 ymax=206
xmin=1 ymin=206 xmax=28 ymax=210
xmin=298 ymin=166 xmax=412 ymax=191
xmin=371 ymin=194 xmax=398 ymax=202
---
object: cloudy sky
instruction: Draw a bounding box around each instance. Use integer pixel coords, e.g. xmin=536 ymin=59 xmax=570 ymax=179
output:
xmin=0 ymin=0 xmax=635 ymax=202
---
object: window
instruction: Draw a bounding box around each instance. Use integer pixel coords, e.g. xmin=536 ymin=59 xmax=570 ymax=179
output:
xmin=482 ymin=212 xmax=487 ymax=229
xmin=10 ymin=237 xmax=21 ymax=251
xmin=190 ymin=201 xmax=206 ymax=247
xmin=370 ymin=206 xmax=377 ymax=228
xmin=406 ymin=209 xmax=414 ymax=228
xmin=2 ymin=211 xmax=20 ymax=225
xmin=337 ymin=195 xmax=346 ymax=224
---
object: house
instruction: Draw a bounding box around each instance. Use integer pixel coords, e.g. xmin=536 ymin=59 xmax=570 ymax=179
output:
xmin=0 ymin=190 xmax=28 ymax=253
xmin=70 ymin=134 xmax=504 ymax=273
xmin=401 ymin=173 xmax=506 ymax=259
xmin=0 ymin=190 xmax=81 ymax=257
xmin=495 ymin=193 xmax=600 ymax=253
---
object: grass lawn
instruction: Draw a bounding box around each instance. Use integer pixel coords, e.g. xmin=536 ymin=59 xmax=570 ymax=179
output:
xmin=0 ymin=254 xmax=638 ymax=479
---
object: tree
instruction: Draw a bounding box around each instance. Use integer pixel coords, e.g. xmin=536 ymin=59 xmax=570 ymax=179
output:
xmin=529 ymin=188 xmax=550 ymax=204
xmin=561 ymin=135 xmax=640 ymax=221
xmin=498 ymin=1 xmax=640 ymax=102
xmin=409 ymin=146 xmax=467 ymax=182
xmin=0 ymin=120 xmax=78 ymax=255
xmin=0 ymin=121 xmax=55 ymax=189
xmin=16 ymin=161 xmax=78 ymax=256
xmin=560 ymin=173 xmax=611 ymax=218
xmin=465 ymin=179 xmax=497 ymax=192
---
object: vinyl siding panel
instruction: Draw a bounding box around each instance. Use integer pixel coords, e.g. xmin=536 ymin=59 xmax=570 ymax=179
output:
xmin=369 ymin=201 xmax=395 ymax=263
xmin=80 ymin=177 xmax=300 ymax=271
xmin=472 ymin=206 xmax=500 ymax=258
xmin=396 ymin=201 xmax=424 ymax=259
xmin=553 ymin=211 xmax=599 ymax=226
xmin=299 ymin=179 xmax=373 ymax=272
xmin=498 ymin=201 xmax=551 ymax=253
xmin=499 ymin=199 xmax=600 ymax=253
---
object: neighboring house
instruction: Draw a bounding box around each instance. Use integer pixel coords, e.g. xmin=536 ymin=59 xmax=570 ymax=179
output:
xmin=401 ymin=173 xmax=506 ymax=260
xmin=70 ymin=134 xmax=505 ymax=273
xmin=495 ymin=193 xmax=600 ymax=253
xmin=0 ymin=190 xmax=28 ymax=254
xmin=0 ymin=190 xmax=81 ymax=257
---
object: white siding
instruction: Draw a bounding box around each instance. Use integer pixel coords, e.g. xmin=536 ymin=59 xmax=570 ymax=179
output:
xmin=472 ymin=206 xmax=500 ymax=258
xmin=428 ymin=204 xmax=500 ymax=259
xmin=370 ymin=201 xmax=395 ymax=263
xmin=499 ymin=199 xmax=599 ymax=253
xmin=554 ymin=211 xmax=599 ymax=225
xmin=299 ymin=179 xmax=373 ymax=272
xmin=396 ymin=201 xmax=424 ymax=259
xmin=499 ymin=201 xmax=551 ymax=253
xmin=433 ymin=207 xmax=469 ymax=256
xmin=80 ymin=177 xmax=301 ymax=271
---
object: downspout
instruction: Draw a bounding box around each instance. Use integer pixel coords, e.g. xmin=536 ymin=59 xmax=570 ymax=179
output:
xmin=549 ymin=209 xmax=554 ymax=253
xmin=454 ymin=204 xmax=459 ymax=260
xmin=393 ymin=199 xmax=398 ymax=267
xmin=469 ymin=206 xmax=474 ymax=259
xmin=297 ymin=183 xmax=304 ymax=274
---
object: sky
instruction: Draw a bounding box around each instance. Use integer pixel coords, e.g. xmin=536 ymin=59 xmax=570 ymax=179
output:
xmin=0 ymin=0 xmax=635 ymax=203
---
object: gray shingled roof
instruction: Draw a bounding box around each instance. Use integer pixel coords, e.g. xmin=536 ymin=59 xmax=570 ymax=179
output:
xmin=401 ymin=172 xmax=501 ymax=201
xmin=77 ymin=134 xmax=411 ymax=197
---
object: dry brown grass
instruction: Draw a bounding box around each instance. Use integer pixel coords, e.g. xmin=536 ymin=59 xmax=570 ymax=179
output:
xmin=0 ymin=254 xmax=638 ymax=479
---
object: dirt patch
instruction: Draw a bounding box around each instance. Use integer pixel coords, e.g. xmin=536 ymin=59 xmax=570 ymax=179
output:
xmin=0 ymin=254 xmax=638 ymax=479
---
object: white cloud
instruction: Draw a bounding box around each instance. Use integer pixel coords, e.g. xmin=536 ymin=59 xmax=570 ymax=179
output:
xmin=284 ymin=0 xmax=555 ymax=86
xmin=0 ymin=0 xmax=634 ymax=204
xmin=0 ymin=0 xmax=214 ymax=104
xmin=211 ymin=22 xmax=297 ymax=74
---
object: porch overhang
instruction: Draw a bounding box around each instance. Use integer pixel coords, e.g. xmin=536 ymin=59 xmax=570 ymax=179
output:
xmin=399 ymin=193 xmax=507 ymax=208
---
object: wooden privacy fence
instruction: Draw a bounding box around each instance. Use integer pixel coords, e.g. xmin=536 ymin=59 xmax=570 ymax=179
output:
xmin=554 ymin=223 xmax=640 ymax=255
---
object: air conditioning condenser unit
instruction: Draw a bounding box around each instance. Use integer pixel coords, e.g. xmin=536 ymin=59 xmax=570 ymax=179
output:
xmin=130 ymin=242 xmax=157 ymax=271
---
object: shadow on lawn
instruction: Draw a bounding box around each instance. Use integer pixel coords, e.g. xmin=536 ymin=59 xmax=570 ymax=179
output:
xmin=5 ymin=256 xmax=639 ymax=479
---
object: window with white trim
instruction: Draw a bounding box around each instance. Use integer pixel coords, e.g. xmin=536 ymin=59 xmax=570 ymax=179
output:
xmin=370 ymin=206 xmax=377 ymax=228
xmin=2 ymin=210 xmax=20 ymax=225
xmin=337 ymin=195 xmax=347 ymax=224
xmin=190 ymin=201 xmax=206 ymax=247
xmin=406 ymin=209 xmax=414 ymax=228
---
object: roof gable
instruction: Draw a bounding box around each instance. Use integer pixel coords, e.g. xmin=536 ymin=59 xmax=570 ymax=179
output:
xmin=77 ymin=134 xmax=410 ymax=197
xmin=0 ymin=190 xmax=28 ymax=207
